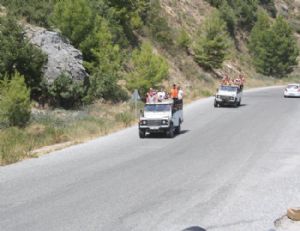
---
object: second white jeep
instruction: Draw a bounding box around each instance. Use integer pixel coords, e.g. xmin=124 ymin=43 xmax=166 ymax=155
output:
xmin=214 ymin=85 xmax=242 ymax=107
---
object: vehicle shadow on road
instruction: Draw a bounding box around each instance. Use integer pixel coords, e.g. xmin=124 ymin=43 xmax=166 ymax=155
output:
xmin=216 ymin=103 xmax=247 ymax=108
xmin=180 ymin=129 xmax=190 ymax=135
xmin=146 ymin=130 xmax=190 ymax=139
xmin=182 ymin=226 xmax=206 ymax=231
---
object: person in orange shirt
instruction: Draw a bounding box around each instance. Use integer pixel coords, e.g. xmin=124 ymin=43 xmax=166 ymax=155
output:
xmin=170 ymin=84 xmax=178 ymax=100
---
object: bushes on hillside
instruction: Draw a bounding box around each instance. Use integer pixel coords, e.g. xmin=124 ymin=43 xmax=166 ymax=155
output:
xmin=51 ymin=0 xmax=94 ymax=48
xmin=0 ymin=72 xmax=31 ymax=127
xmin=0 ymin=16 xmax=46 ymax=98
xmin=176 ymin=29 xmax=191 ymax=51
xmin=48 ymin=73 xmax=85 ymax=109
xmin=206 ymin=0 xmax=258 ymax=31
xmin=259 ymin=0 xmax=277 ymax=18
xmin=82 ymin=16 xmax=127 ymax=102
xmin=249 ymin=11 xmax=299 ymax=77
xmin=194 ymin=11 xmax=231 ymax=70
xmin=126 ymin=42 xmax=169 ymax=97
xmin=0 ymin=0 xmax=55 ymax=27
xmin=145 ymin=0 xmax=174 ymax=47
xmin=219 ymin=1 xmax=237 ymax=36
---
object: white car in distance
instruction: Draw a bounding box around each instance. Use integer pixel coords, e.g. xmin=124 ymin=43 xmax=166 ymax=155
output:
xmin=284 ymin=84 xmax=300 ymax=98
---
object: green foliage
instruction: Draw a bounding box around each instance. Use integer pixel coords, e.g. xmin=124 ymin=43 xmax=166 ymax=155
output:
xmin=48 ymin=73 xmax=85 ymax=108
xmin=259 ymin=0 xmax=277 ymax=18
xmin=88 ymin=0 xmax=150 ymax=46
xmin=83 ymin=17 xmax=127 ymax=102
xmin=205 ymin=0 xmax=223 ymax=7
xmin=219 ymin=1 xmax=237 ymax=36
xmin=206 ymin=0 xmax=259 ymax=30
xmin=233 ymin=0 xmax=258 ymax=29
xmin=0 ymin=127 xmax=31 ymax=165
xmin=105 ymin=0 xmax=149 ymax=29
xmin=0 ymin=16 xmax=46 ymax=97
xmin=126 ymin=42 xmax=169 ymax=97
xmin=145 ymin=0 xmax=174 ymax=47
xmin=249 ymin=12 xmax=299 ymax=77
xmin=115 ymin=111 xmax=134 ymax=127
xmin=194 ymin=11 xmax=231 ymax=70
xmin=0 ymin=72 xmax=31 ymax=127
xmin=0 ymin=0 xmax=56 ymax=27
xmin=51 ymin=0 xmax=94 ymax=48
xmin=176 ymin=29 xmax=191 ymax=51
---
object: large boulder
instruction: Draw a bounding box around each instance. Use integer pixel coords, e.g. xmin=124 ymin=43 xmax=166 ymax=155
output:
xmin=24 ymin=25 xmax=88 ymax=83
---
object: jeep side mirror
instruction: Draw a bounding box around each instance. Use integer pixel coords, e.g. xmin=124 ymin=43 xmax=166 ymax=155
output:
xmin=140 ymin=109 xmax=144 ymax=116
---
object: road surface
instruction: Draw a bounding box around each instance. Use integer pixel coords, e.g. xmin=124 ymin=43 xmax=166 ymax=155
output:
xmin=1 ymin=86 xmax=300 ymax=231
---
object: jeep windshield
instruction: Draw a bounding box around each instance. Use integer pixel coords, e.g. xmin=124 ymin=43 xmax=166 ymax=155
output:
xmin=220 ymin=85 xmax=238 ymax=92
xmin=144 ymin=104 xmax=172 ymax=112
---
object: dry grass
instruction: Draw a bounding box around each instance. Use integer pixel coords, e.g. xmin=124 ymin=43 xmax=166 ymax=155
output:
xmin=0 ymin=101 xmax=141 ymax=165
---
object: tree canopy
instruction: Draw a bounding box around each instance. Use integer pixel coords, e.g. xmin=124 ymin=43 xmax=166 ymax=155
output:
xmin=194 ymin=11 xmax=231 ymax=70
xmin=249 ymin=12 xmax=299 ymax=77
xmin=126 ymin=42 xmax=169 ymax=97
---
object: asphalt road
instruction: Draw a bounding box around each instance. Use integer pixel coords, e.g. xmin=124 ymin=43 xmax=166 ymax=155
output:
xmin=1 ymin=86 xmax=300 ymax=231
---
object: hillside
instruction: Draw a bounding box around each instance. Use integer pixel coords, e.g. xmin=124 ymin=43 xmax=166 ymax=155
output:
xmin=0 ymin=0 xmax=299 ymax=164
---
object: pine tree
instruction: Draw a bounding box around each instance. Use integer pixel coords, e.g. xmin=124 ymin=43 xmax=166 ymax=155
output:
xmin=126 ymin=42 xmax=169 ymax=97
xmin=51 ymin=0 xmax=94 ymax=48
xmin=0 ymin=16 xmax=46 ymax=97
xmin=83 ymin=17 xmax=125 ymax=102
xmin=249 ymin=13 xmax=299 ymax=77
xmin=193 ymin=11 xmax=231 ymax=70
xmin=219 ymin=1 xmax=237 ymax=36
xmin=0 ymin=72 xmax=31 ymax=127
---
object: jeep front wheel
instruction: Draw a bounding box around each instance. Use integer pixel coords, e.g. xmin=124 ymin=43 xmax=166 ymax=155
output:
xmin=139 ymin=129 xmax=146 ymax=138
xmin=167 ymin=124 xmax=174 ymax=138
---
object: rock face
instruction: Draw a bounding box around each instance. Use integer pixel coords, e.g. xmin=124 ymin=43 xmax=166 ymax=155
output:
xmin=24 ymin=25 xmax=88 ymax=83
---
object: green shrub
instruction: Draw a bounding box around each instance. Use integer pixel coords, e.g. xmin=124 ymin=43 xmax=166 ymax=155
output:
xmin=194 ymin=11 xmax=231 ymax=70
xmin=0 ymin=72 xmax=31 ymax=127
xmin=0 ymin=0 xmax=55 ymax=27
xmin=115 ymin=112 xmax=134 ymax=127
xmin=0 ymin=127 xmax=30 ymax=165
xmin=219 ymin=1 xmax=237 ymax=36
xmin=145 ymin=0 xmax=174 ymax=47
xmin=206 ymin=0 xmax=258 ymax=31
xmin=51 ymin=0 xmax=94 ymax=48
xmin=249 ymin=12 xmax=299 ymax=77
xmin=0 ymin=16 xmax=46 ymax=97
xmin=259 ymin=0 xmax=276 ymax=18
xmin=48 ymin=73 xmax=85 ymax=108
xmin=126 ymin=42 xmax=169 ymax=97
xmin=176 ymin=29 xmax=191 ymax=51
xmin=82 ymin=16 xmax=128 ymax=103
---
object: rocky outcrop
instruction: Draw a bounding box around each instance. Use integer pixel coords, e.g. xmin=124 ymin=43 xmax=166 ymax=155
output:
xmin=24 ymin=25 xmax=88 ymax=83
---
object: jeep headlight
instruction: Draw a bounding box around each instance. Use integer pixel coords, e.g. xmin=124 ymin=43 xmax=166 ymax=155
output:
xmin=140 ymin=120 xmax=147 ymax=125
xmin=161 ymin=120 xmax=168 ymax=125
xmin=216 ymin=95 xmax=220 ymax=98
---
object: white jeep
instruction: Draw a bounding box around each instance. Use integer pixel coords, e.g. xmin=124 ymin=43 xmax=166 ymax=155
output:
xmin=139 ymin=100 xmax=183 ymax=138
xmin=214 ymin=85 xmax=242 ymax=107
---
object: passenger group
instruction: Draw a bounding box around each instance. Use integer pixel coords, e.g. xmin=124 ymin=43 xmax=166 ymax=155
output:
xmin=146 ymin=84 xmax=184 ymax=103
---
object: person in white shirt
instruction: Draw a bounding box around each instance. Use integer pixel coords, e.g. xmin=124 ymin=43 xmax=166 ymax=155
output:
xmin=157 ymin=88 xmax=166 ymax=102
xmin=178 ymin=86 xmax=184 ymax=100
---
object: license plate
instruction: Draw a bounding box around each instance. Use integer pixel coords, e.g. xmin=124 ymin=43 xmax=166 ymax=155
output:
xmin=150 ymin=126 xmax=160 ymax=130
